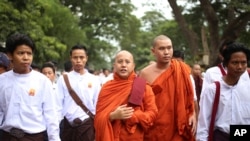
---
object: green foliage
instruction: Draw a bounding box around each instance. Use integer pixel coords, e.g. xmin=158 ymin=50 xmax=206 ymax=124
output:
xmin=0 ymin=0 xmax=87 ymax=68
xmin=2 ymin=0 xmax=248 ymax=70
xmin=60 ymin=0 xmax=142 ymax=70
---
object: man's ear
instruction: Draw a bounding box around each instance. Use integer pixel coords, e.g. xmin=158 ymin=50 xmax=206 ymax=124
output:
xmin=151 ymin=47 xmax=155 ymax=54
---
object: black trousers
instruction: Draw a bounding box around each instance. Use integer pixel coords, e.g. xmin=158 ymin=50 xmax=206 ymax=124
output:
xmin=1 ymin=130 xmax=45 ymax=141
xmin=213 ymin=129 xmax=229 ymax=141
xmin=61 ymin=117 xmax=95 ymax=141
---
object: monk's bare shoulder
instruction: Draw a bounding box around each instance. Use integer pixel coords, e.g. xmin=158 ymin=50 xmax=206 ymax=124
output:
xmin=139 ymin=64 xmax=153 ymax=77
xmin=139 ymin=63 xmax=158 ymax=84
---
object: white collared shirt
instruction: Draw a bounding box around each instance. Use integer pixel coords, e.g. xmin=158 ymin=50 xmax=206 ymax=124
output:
xmin=57 ymin=69 xmax=101 ymax=124
xmin=196 ymin=75 xmax=250 ymax=141
xmin=202 ymin=64 xmax=249 ymax=95
xmin=201 ymin=64 xmax=227 ymax=94
xmin=0 ymin=70 xmax=60 ymax=141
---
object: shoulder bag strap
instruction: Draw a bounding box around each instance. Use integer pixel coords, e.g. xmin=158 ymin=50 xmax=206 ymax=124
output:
xmin=63 ymin=74 xmax=94 ymax=119
xmin=217 ymin=64 xmax=226 ymax=76
xmin=208 ymin=81 xmax=220 ymax=141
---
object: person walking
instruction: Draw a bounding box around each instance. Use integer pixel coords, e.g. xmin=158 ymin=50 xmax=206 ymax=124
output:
xmin=0 ymin=33 xmax=60 ymax=141
xmin=57 ymin=44 xmax=101 ymax=141
xmin=139 ymin=35 xmax=196 ymax=141
xmin=196 ymin=42 xmax=250 ymax=141
xmin=94 ymin=50 xmax=158 ymax=141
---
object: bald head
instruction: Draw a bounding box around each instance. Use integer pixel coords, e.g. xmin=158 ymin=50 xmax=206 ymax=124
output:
xmin=152 ymin=35 xmax=171 ymax=47
xmin=191 ymin=63 xmax=202 ymax=77
xmin=113 ymin=50 xmax=135 ymax=79
xmin=115 ymin=50 xmax=134 ymax=62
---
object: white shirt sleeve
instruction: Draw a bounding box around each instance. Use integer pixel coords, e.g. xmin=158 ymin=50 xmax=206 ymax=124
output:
xmin=201 ymin=70 xmax=212 ymax=94
xmin=53 ymin=82 xmax=64 ymax=122
xmin=93 ymin=82 xmax=101 ymax=113
xmin=42 ymin=79 xmax=61 ymax=141
xmin=56 ymin=75 xmax=66 ymax=118
xmin=196 ymin=83 xmax=216 ymax=141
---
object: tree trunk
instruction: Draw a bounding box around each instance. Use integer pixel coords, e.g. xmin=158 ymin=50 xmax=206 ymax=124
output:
xmin=167 ymin=0 xmax=199 ymax=56
xmin=168 ymin=0 xmax=250 ymax=67
xmin=199 ymin=0 xmax=220 ymax=67
xmin=201 ymin=26 xmax=209 ymax=66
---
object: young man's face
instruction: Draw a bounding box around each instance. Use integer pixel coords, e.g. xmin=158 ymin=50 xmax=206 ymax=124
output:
xmin=8 ymin=45 xmax=33 ymax=74
xmin=41 ymin=67 xmax=56 ymax=82
xmin=70 ymin=49 xmax=88 ymax=72
xmin=152 ymin=39 xmax=173 ymax=64
xmin=226 ymin=52 xmax=247 ymax=78
xmin=192 ymin=64 xmax=202 ymax=76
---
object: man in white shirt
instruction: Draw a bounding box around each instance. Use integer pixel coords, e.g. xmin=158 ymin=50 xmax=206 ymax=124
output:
xmin=0 ymin=33 xmax=60 ymax=141
xmin=196 ymin=42 xmax=250 ymax=141
xmin=99 ymin=68 xmax=111 ymax=85
xmin=57 ymin=45 xmax=101 ymax=141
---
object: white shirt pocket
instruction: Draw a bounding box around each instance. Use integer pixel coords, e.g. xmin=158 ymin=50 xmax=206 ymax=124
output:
xmin=240 ymin=102 xmax=250 ymax=119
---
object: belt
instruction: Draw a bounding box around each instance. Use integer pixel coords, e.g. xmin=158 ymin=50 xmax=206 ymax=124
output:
xmin=71 ymin=117 xmax=90 ymax=127
xmin=10 ymin=128 xmax=25 ymax=138
xmin=7 ymin=128 xmax=45 ymax=139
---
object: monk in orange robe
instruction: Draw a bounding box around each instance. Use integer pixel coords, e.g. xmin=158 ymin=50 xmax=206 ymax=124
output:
xmin=94 ymin=50 xmax=158 ymax=141
xmin=139 ymin=35 xmax=196 ymax=141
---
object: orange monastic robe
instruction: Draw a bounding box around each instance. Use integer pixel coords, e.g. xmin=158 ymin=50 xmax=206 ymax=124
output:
xmin=94 ymin=72 xmax=158 ymax=141
xmin=144 ymin=60 xmax=195 ymax=141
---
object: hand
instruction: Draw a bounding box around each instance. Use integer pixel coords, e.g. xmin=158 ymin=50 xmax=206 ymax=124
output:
xmin=109 ymin=104 xmax=134 ymax=121
xmin=189 ymin=112 xmax=197 ymax=135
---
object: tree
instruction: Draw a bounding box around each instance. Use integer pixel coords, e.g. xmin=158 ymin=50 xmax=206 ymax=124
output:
xmin=0 ymin=0 xmax=90 ymax=68
xmin=60 ymin=0 xmax=142 ymax=70
xmin=167 ymin=0 xmax=250 ymax=67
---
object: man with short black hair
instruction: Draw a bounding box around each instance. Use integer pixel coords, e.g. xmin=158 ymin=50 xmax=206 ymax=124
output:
xmin=57 ymin=44 xmax=101 ymax=141
xmin=0 ymin=33 xmax=60 ymax=141
xmin=197 ymin=42 xmax=250 ymax=141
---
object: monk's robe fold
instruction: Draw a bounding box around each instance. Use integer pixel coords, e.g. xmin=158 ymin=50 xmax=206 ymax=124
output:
xmin=94 ymin=71 xmax=158 ymax=141
xmin=144 ymin=59 xmax=195 ymax=141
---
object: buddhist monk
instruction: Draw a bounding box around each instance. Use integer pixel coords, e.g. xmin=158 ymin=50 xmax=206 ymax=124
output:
xmin=139 ymin=35 xmax=196 ymax=141
xmin=94 ymin=50 xmax=158 ymax=141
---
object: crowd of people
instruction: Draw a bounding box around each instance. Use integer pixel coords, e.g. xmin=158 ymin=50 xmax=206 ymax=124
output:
xmin=0 ymin=32 xmax=250 ymax=141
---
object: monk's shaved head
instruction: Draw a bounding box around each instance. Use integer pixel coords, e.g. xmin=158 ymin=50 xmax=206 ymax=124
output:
xmin=152 ymin=35 xmax=171 ymax=47
xmin=113 ymin=50 xmax=135 ymax=79
xmin=115 ymin=50 xmax=134 ymax=63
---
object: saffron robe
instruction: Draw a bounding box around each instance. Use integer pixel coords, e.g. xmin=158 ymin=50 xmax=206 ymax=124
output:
xmin=94 ymin=72 xmax=158 ymax=141
xmin=144 ymin=60 xmax=195 ymax=141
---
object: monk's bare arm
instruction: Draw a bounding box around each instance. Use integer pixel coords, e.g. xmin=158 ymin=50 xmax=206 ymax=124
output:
xmin=189 ymin=109 xmax=197 ymax=135
xmin=139 ymin=65 xmax=156 ymax=84
xmin=138 ymin=68 xmax=148 ymax=80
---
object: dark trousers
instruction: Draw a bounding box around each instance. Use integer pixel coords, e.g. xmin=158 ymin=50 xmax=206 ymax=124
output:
xmin=213 ymin=129 xmax=229 ymax=141
xmin=62 ymin=117 xmax=94 ymax=141
xmin=1 ymin=130 xmax=45 ymax=141
xmin=0 ymin=130 xmax=2 ymax=140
